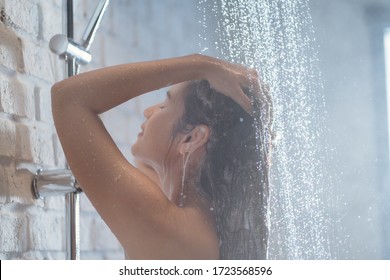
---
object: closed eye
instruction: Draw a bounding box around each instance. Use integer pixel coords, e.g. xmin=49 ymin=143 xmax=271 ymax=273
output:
xmin=159 ymin=98 xmax=169 ymax=109
xmin=158 ymin=101 xmax=166 ymax=109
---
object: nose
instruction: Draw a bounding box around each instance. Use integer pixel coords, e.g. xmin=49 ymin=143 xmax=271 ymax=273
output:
xmin=143 ymin=103 xmax=159 ymax=119
xmin=143 ymin=106 xmax=152 ymax=119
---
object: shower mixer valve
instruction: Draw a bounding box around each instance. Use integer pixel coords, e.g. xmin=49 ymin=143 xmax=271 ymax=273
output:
xmin=33 ymin=169 xmax=81 ymax=199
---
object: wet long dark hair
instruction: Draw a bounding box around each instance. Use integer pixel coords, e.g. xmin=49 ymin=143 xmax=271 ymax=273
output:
xmin=174 ymin=80 xmax=274 ymax=259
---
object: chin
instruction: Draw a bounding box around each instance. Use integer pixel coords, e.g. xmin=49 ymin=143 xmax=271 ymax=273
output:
xmin=131 ymin=143 xmax=148 ymax=164
xmin=130 ymin=142 xmax=140 ymax=158
xmin=130 ymin=143 xmax=136 ymax=155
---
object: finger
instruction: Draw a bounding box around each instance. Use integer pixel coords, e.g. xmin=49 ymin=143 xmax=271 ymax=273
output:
xmin=249 ymin=77 xmax=269 ymax=104
xmin=235 ymin=87 xmax=252 ymax=115
xmin=247 ymin=73 xmax=262 ymax=94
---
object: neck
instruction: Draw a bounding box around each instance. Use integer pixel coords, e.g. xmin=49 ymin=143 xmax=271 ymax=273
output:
xmin=156 ymin=156 xmax=206 ymax=208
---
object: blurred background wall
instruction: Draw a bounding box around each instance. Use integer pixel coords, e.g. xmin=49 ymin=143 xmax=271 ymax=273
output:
xmin=310 ymin=0 xmax=390 ymax=259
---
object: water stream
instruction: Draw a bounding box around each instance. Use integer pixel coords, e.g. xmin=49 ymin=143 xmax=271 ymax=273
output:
xmin=198 ymin=0 xmax=337 ymax=259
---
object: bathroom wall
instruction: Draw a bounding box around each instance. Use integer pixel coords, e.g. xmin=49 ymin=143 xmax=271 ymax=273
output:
xmin=0 ymin=0 xmax=208 ymax=259
xmin=310 ymin=0 xmax=390 ymax=259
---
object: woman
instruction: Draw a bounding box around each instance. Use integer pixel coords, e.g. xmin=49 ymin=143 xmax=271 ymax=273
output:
xmin=51 ymin=54 xmax=273 ymax=259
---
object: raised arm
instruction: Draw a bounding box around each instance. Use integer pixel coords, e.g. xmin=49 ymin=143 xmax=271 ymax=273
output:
xmin=52 ymin=54 xmax=253 ymax=115
xmin=53 ymin=55 xmax=203 ymax=114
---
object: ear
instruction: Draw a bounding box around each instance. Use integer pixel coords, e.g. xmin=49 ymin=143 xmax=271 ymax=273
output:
xmin=178 ymin=125 xmax=210 ymax=155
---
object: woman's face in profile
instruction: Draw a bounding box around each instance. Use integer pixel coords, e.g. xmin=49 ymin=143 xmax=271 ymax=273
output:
xmin=131 ymin=82 xmax=188 ymax=169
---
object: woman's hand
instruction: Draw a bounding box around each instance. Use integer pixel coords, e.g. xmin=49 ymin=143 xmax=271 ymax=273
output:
xmin=199 ymin=55 xmax=261 ymax=114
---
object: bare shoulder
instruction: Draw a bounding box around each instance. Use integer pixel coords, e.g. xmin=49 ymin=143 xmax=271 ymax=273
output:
xmin=175 ymin=206 xmax=219 ymax=259
xmin=123 ymin=205 xmax=219 ymax=260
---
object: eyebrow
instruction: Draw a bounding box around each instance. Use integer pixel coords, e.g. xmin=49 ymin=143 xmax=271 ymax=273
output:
xmin=166 ymin=91 xmax=172 ymax=99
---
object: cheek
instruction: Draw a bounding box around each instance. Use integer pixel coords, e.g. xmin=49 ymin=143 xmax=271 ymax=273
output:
xmin=132 ymin=102 xmax=183 ymax=159
xmin=147 ymin=123 xmax=175 ymax=155
xmin=132 ymin=119 xmax=174 ymax=159
xmin=148 ymin=110 xmax=180 ymax=141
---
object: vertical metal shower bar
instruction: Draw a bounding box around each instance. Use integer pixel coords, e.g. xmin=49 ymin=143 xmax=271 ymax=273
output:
xmin=66 ymin=192 xmax=80 ymax=260
xmin=65 ymin=0 xmax=80 ymax=260
xmin=30 ymin=0 xmax=110 ymax=260
xmin=34 ymin=0 xmax=109 ymax=260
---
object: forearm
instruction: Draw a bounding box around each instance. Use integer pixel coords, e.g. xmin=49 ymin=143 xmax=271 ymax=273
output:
xmin=51 ymin=54 xmax=212 ymax=114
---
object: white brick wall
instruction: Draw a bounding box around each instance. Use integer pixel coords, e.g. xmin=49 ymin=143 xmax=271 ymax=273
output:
xmin=0 ymin=0 xmax=210 ymax=259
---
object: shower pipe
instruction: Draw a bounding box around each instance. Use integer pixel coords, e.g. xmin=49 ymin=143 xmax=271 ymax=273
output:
xmin=32 ymin=0 xmax=110 ymax=260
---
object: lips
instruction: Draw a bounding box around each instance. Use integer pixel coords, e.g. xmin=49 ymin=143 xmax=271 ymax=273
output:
xmin=138 ymin=123 xmax=146 ymax=136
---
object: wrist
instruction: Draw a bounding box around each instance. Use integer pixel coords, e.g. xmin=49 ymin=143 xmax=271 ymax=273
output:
xmin=187 ymin=54 xmax=216 ymax=80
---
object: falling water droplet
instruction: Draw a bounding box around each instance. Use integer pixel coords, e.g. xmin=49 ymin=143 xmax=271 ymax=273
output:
xmin=199 ymin=0 xmax=334 ymax=260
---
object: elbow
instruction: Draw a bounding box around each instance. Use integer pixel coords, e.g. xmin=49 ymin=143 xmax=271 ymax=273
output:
xmin=51 ymin=79 xmax=78 ymax=111
xmin=51 ymin=77 xmax=86 ymax=109
xmin=51 ymin=80 xmax=74 ymax=125
xmin=51 ymin=83 xmax=63 ymax=130
xmin=51 ymin=80 xmax=62 ymax=102
xmin=51 ymin=81 xmax=61 ymax=96
xmin=51 ymin=80 xmax=66 ymax=103
xmin=51 ymin=82 xmax=64 ymax=117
